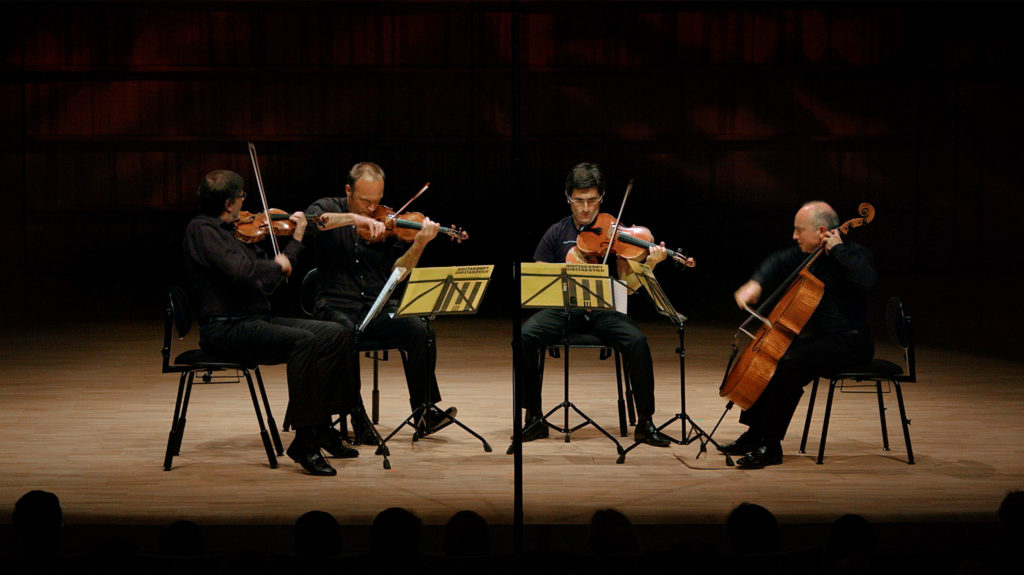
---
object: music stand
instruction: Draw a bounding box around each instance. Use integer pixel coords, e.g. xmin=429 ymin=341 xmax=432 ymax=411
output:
xmin=516 ymin=262 xmax=626 ymax=455
xmin=330 ymin=267 xmax=410 ymax=469
xmin=373 ymin=265 xmax=495 ymax=468
xmin=615 ymin=260 xmax=730 ymax=465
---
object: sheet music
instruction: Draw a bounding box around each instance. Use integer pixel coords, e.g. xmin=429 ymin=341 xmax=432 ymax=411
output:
xmin=358 ymin=267 xmax=407 ymax=332
xmin=612 ymin=279 xmax=628 ymax=314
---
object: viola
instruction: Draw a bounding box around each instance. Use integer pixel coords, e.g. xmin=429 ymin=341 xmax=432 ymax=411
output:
xmin=718 ymin=203 xmax=875 ymax=409
xmin=233 ymin=209 xmax=323 ymax=244
xmin=359 ymin=204 xmax=469 ymax=243
xmin=568 ymin=213 xmax=695 ymax=267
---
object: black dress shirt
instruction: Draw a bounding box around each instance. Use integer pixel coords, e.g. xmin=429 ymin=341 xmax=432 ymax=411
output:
xmin=305 ymin=197 xmax=407 ymax=317
xmin=750 ymin=241 xmax=878 ymax=336
xmin=182 ymin=214 xmax=302 ymax=319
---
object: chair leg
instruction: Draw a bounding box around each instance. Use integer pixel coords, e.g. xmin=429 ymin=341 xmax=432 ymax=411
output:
xmin=562 ymin=342 xmax=571 ymax=442
xmin=894 ymin=382 xmax=915 ymax=464
xmin=371 ymin=351 xmax=381 ymax=424
xmin=875 ymin=380 xmax=891 ymax=451
xmin=174 ymin=371 xmax=198 ymax=457
xmin=614 ymin=350 xmax=627 ymax=437
xmin=254 ymin=368 xmax=284 ymax=456
xmin=800 ymin=377 xmax=820 ymax=454
xmin=817 ymin=378 xmax=838 ymax=464
xmin=243 ymin=369 xmax=278 ymax=469
xmin=164 ymin=371 xmax=191 ymax=471
xmin=623 ymin=361 xmax=636 ymax=427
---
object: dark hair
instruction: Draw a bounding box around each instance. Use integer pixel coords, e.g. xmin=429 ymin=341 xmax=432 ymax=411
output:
xmin=371 ymin=507 xmax=420 ymax=556
xmin=564 ymin=162 xmax=605 ymax=196
xmin=295 ymin=510 xmax=341 ymax=556
xmin=347 ymin=162 xmax=385 ymax=189
xmin=443 ymin=510 xmax=491 ymax=556
xmin=588 ymin=508 xmax=639 ymax=555
xmin=197 ymin=170 xmax=245 ymax=217
xmin=13 ymin=490 xmax=62 ymax=551
xmin=999 ymin=490 xmax=1024 ymax=538
xmin=726 ymin=502 xmax=780 ymax=554
xmin=159 ymin=520 xmax=206 ymax=557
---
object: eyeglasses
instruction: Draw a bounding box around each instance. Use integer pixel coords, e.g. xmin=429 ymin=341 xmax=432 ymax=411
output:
xmin=566 ymin=195 xmax=603 ymax=207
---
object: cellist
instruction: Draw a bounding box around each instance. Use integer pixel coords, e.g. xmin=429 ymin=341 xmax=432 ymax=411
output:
xmin=723 ymin=201 xmax=877 ymax=468
xmin=518 ymin=162 xmax=673 ymax=447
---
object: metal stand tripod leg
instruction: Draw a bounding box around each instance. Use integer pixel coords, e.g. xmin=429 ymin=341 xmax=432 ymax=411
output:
xmin=547 ymin=341 xmax=625 ymax=453
xmin=375 ymin=332 xmax=491 ymax=469
xmin=617 ymin=322 xmax=731 ymax=464
xmin=696 ymin=402 xmax=736 ymax=466
xmin=506 ymin=340 xmax=625 ymax=456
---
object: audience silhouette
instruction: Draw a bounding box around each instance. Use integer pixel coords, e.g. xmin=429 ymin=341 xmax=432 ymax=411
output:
xmin=6 ymin=487 xmax=1023 ymax=575
xmin=294 ymin=510 xmax=342 ymax=557
xmin=12 ymin=490 xmax=63 ymax=558
xmin=159 ymin=519 xmax=207 ymax=557
xmin=443 ymin=509 xmax=491 ymax=556
xmin=725 ymin=502 xmax=780 ymax=555
xmin=822 ymin=514 xmax=876 ymax=574
xmin=588 ymin=508 xmax=640 ymax=556
xmin=371 ymin=507 xmax=421 ymax=558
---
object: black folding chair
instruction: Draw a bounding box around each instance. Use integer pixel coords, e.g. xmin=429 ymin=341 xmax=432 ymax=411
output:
xmin=799 ymin=296 xmax=916 ymax=464
xmin=161 ymin=286 xmax=283 ymax=470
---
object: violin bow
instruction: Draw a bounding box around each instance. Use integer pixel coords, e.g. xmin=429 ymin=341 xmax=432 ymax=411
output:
xmin=601 ymin=179 xmax=634 ymax=267
xmin=247 ymin=142 xmax=281 ymax=258
xmin=393 ymin=182 xmax=431 ymax=217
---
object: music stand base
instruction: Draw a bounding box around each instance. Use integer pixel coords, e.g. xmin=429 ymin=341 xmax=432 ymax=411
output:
xmin=616 ymin=413 xmax=733 ymax=465
xmin=505 ymin=401 xmax=625 ymax=455
xmin=377 ymin=401 xmax=492 ymax=469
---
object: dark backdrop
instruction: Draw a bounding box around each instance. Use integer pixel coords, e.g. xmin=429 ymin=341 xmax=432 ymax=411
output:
xmin=2 ymin=1 xmax=1021 ymax=358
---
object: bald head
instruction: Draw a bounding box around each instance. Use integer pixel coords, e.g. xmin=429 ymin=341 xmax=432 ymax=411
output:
xmin=793 ymin=201 xmax=839 ymax=253
xmin=800 ymin=201 xmax=840 ymax=230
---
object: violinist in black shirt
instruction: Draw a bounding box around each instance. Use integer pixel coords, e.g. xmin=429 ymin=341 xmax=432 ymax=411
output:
xmin=304 ymin=162 xmax=457 ymax=440
xmin=721 ymin=201 xmax=877 ymax=469
xmin=182 ymin=169 xmax=356 ymax=476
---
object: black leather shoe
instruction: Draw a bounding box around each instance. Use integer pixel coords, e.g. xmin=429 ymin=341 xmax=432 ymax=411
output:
xmin=350 ymin=413 xmax=379 ymax=446
xmin=521 ymin=414 xmax=550 ymax=442
xmin=718 ymin=430 xmax=762 ymax=455
xmin=320 ymin=428 xmax=359 ymax=459
xmin=635 ymin=417 xmax=671 ymax=447
xmin=417 ymin=406 xmax=457 ymax=436
xmin=736 ymin=442 xmax=783 ymax=469
xmin=286 ymin=439 xmax=337 ymax=476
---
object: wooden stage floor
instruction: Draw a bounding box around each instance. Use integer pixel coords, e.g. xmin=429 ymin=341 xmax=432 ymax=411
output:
xmin=2 ymin=317 xmax=1022 ymax=548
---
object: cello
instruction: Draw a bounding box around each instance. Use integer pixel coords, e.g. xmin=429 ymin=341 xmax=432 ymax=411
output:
xmin=718 ymin=203 xmax=875 ymax=409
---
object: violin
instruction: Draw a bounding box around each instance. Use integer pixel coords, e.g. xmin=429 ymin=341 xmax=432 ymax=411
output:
xmin=233 ymin=209 xmax=324 ymax=244
xmin=359 ymin=204 xmax=469 ymax=243
xmin=568 ymin=213 xmax=695 ymax=267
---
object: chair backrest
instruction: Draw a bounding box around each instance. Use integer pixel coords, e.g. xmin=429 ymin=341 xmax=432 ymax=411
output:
xmin=168 ymin=286 xmax=193 ymax=339
xmin=301 ymin=268 xmax=319 ymax=317
xmin=163 ymin=286 xmax=193 ymax=372
xmin=884 ymin=296 xmax=915 ymax=383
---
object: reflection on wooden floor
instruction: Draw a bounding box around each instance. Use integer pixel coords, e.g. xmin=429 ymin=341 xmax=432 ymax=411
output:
xmin=1 ymin=317 xmax=1022 ymax=534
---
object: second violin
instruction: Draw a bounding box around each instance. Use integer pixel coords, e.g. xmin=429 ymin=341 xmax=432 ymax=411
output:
xmin=360 ymin=205 xmax=469 ymax=243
